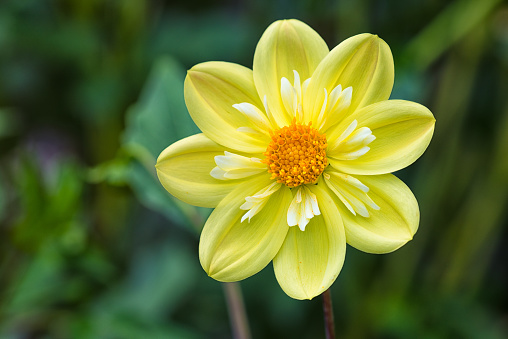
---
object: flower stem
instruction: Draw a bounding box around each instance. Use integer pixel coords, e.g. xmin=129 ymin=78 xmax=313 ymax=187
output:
xmin=322 ymin=288 xmax=336 ymax=339
xmin=223 ymin=282 xmax=251 ymax=339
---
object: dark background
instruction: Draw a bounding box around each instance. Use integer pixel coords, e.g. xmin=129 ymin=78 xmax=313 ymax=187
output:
xmin=0 ymin=0 xmax=507 ymax=338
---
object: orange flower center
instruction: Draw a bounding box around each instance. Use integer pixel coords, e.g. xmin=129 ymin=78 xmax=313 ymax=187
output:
xmin=263 ymin=120 xmax=328 ymax=188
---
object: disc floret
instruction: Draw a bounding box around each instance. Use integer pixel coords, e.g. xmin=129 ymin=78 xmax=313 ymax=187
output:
xmin=263 ymin=119 xmax=328 ymax=188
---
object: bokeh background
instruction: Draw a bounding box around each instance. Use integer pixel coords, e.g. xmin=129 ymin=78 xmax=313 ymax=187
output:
xmin=1 ymin=0 xmax=507 ymax=338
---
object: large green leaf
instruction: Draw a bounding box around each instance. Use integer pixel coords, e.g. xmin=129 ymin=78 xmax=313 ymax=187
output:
xmin=122 ymin=57 xmax=204 ymax=228
xmin=76 ymin=241 xmax=201 ymax=339
xmin=123 ymin=56 xmax=199 ymax=157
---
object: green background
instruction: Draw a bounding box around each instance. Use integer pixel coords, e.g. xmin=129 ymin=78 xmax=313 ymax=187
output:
xmin=0 ymin=0 xmax=507 ymax=338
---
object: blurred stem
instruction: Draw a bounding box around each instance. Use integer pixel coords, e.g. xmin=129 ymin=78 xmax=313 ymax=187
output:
xmin=223 ymin=282 xmax=251 ymax=339
xmin=323 ymin=288 xmax=335 ymax=339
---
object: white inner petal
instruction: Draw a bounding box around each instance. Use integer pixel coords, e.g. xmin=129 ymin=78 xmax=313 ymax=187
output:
xmin=210 ymin=151 xmax=266 ymax=180
xmin=328 ymin=84 xmax=343 ymax=109
xmin=281 ymin=76 xmax=298 ymax=118
xmin=280 ymin=70 xmax=310 ymax=121
xmin=236 ymin=126 xmax=263 ymax=136
xmin=328 ymin=121 xmax=376 ymax=161
xmin=324 ymin=171 xmax=379 ymax=217
xmin=233 ymin=103 xmax=272 ymax=135
xmin=317 ymin=85 xmax=353 ymax=131
xmin=240 ymin=182 xmax=282 ymax=222
xmin=262 ymin=95 xmax=276 ymax=126
xmin=293 ymin=70 xmax=302 ymax=105
xmin=302 ymin=78 xmax=311 ymax=96
xmin=287 ymin=186 xmax=321 ymax=231
xmin=329 ymin=120 xmax=358 ymax=149
xmin=316 ymin=88 xmax=328 ymax=127
xmin=276 ymin=71 xmax=354 ymax=131
xmin=335 ymin=147 xmax=371 ymax=161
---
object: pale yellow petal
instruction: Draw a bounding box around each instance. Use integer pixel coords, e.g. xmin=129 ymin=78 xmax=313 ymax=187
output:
xmin=305 ymin=34 xmax=394 ymax=125
xmin=156 ymin=134 xmax=259 ymax=208
xmin=323 ymin=169 xmax=379 ymax=217
xmin=328 ymin=100 xmax=435 ymax=175
xmin=199 ymin=176 xmax=292 ymax=282
xmin=253 ymin=19 xmax=329 ymax=126
xmin=337 ymin=174 xmax=419 ymax=254
xmin=273 ymin=185 xmax=346 ymax=300
xmin=185 ymin=61 xmax=268 ymax=153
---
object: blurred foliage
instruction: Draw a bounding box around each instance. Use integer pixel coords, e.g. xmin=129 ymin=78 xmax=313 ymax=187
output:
xmin=0 ymin=0 xmax=507 ymax=338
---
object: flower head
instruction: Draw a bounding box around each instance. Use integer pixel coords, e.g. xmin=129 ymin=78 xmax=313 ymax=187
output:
xmin=156 ymin=19 xmax=435 ymax=300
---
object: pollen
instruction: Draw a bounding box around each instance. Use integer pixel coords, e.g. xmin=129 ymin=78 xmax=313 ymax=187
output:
xmin=263 ymin=119 xmax=328 ymax=188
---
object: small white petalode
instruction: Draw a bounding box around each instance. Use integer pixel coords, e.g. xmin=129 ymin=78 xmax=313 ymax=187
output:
xmin=323 ymin=172 xmax=379 ymax=217
xmin=281 ymin=70 xmax=310 ymax=121
xmin=235 ymin=95 xmax=276 ymax=135
xmin=316 ymin=85 xmax=352 ymax=131
xmin=328 ymin=120 xmax=376 ymax=160
xmin=240 ymin=181 xmax=282 ymax=222
xmin=210 ymin=152 xmax=266 ymax=180
xmin=287 ymin=186 xmax=321 ymax=231
xmin=233 ymin=102 xmax=273 ymax=135
xmin=210 ymin=71 xmax=380 ymax=230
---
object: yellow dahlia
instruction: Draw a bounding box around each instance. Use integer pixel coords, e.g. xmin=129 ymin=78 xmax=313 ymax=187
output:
xmin=156 ymin=19 xmax=435 ymax=300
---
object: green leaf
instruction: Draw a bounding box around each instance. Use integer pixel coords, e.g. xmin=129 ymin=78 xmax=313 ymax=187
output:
xmin=74 ymin=241 xmax=201 ymax=339
xmin=123 ymin=56 xmax=199 ymax=158
xmin=127 ymin=161 xmax=187 ymax=226
xmin=121 ymin=56 xmax=202 ymax=228
xmin=109 ymin=241 xmax=199 ymax=318
xmin=4 ymin=245 xmax=64 ymax=316
xmin=403 ymin=0 xmax=502 ymax=69
xmin=12 ymin=157 xmax=83 ymax=250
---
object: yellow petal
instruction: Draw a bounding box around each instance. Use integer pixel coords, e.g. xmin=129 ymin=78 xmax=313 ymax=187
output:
xmin=253 ymin=19 xmax=329 ymax=126
xmin=328 ymin=100 xmax=435 ymax=175
xmin=199 ymin=176 xmax=292 ymax=282
xmin=185 ymin=61 xmax=268 ymax=153
xmin=338 ymin=174 xmax=419 ymax=254
xmin=273 ymin=185 xmax=346 ymax=300
xmin=305 ymin=34 xmax=394 ymax=125
xmin=156 ymin=134 xmax=256 ymax=208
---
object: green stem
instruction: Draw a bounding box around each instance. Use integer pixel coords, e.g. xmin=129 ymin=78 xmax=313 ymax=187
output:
xmin=223 ymin=282 xmax=251 ymax=339
xmin=323 ymin=288 xmax=336 ymax=339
